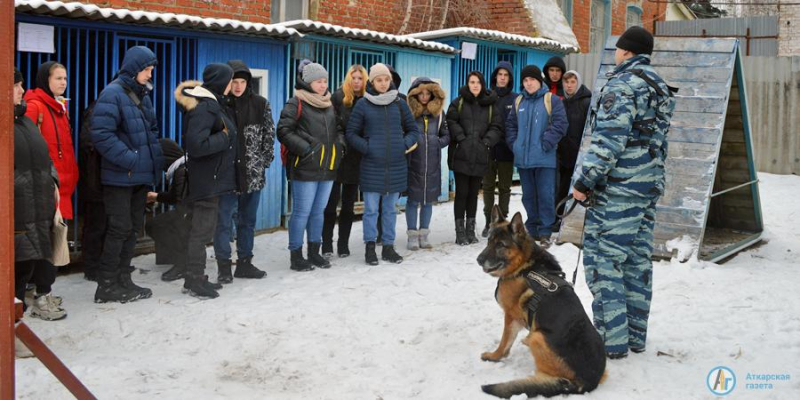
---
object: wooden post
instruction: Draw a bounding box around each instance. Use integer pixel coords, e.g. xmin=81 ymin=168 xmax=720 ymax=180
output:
xmin=1 ymin=0 xmax=16 ymax=398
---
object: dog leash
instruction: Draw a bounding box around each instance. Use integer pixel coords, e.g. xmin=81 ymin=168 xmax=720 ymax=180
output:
xmin=556 ymin=194 xmax=594 ymax=285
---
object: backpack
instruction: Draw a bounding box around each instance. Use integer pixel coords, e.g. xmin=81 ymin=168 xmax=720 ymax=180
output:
xmin=514 ymin=92 xmax=552 ymax=120
xmin=280 ymin=100 xmax=303 ymax=167
xmin=78 ymin=101 xmax=102 ymax=195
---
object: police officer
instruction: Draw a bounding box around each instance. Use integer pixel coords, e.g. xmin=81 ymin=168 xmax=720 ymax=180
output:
xmin=572 ymin=26 xmax=676 ymax=359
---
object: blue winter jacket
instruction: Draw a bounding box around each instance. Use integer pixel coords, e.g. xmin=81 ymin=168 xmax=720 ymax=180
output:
xmin=90 ymin=46 xmax=164 ymax=186
xmin=505 ymin=87 xmax=568 ymax=169
xmin=346 ymin=86 xmax=420 ymax=194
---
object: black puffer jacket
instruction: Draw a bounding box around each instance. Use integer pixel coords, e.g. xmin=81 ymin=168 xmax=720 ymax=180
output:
xmin=175 ymin=80 xmax=238 ymax=201
xmin=14 ymin=102 xmax=58 ymax=262
xmin=331 ymin=88 xmax=362 ymax=185
xmin=225 ymin=60 xmax=275 ymax=194
xmin=543 ymin=56 xmax=566 ymax=98
xmin=490 ymin=61 xmax=517 ymax=162
xmin=559 ymin=84 xmax=592 ymax=170
xmin=277 ymin=80 xmax=344 ymax=182
xmin=446 ymin=83 xmax=503 ymax=177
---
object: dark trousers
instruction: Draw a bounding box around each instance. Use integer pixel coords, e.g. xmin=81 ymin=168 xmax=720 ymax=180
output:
xmin=15 ymin=259 xmax=56 ymax=308
xmin=556 ymin=162 xmax=575 ymax=218
xmin=454 ymin=173 xmax=483 ymax=220
xmin=81 ymin=199 xmax=107 ymax=275
xmin=482 ymin=160 xmax=514 ymax=220
xmin=99 ymin=185 xmax=148 ymax=278
xmin=322 ymin=182 xmax=359 ymax=246
xmin=185 ymin=197 xmax=220 ymax=278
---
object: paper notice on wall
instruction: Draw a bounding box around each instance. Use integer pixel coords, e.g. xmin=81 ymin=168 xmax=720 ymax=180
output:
xmin=18 ymin=23 xmax=55 ymax=54
xmin=461 ymin=42 xmax=477 ymax=60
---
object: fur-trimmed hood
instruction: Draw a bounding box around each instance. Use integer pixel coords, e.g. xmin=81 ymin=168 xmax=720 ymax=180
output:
xmin=407 ymin=77 xmax=446 ymax=118
xmin=174 ymin=80 xmax=218 ymax=112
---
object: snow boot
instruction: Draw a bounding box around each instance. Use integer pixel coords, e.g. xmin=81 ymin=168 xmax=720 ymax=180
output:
xmin=365 ymin=241 xmax=379 ymax=266
xmin=290 ymin=248 xmax=315 ymax=272
xmin=466 ymin=218 xmax=479 ymax=244
xmin=217 ymin=259 xmax=234 ymax=284
xmin=94 ymin=272 xmax=145 ymax=304
xmin=119 ymin=266 xmax=153 ymax=299
xmin=322 ymin=241 xmax=334 ymax=257
xmin=382 ymin=245 xmax=404 ymax=264
xmin=406 ymin=230 xmax=420 ymax=251
xmin=418 ymin=229 xmax=433 ymax=249
xmin=234 ymin=256 xmax=267 ymax=278
xmin=455 ymin=219 xmax=468 ymax=246
xmin=182 ymin=275 xmax=220 ymax=299
xmin=337 ymin=241 xmax=351 ymax=258
xmin=537 ymin=235 xmax=553 ymax=249
xmin=307 ymin=242 xmax=331 ymax=269
xmin=161 ymin=263 xmax=186 ymax=282
xmin=29 ymin=293 xmax=67 ymax=321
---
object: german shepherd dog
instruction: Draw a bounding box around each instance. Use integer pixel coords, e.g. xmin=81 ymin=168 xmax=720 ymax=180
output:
xmin=476 ymin=205 xmax=606 ymax=398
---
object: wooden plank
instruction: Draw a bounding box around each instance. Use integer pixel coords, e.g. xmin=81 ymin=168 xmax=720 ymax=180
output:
xmin=718 ymin=169 xmax=752 ymax=183
xmin=665 ymin=158 xmax=717 ymax=176
xmin=671 ymin=112 xmax=725 ymax=129
xmin=659 ymin=189 xmax=709 ymax=211
xmin=717 ymin=156 xmax=750 ymax=170
xmin=725 ymin=114 xmax=743 ymax=129
xmin=656 ymin=205 xmax=706 ymax=227
xmin=674 ymin=96 xmax=728 ymax=114
xmin=598 ymin=65 xmax=733 ymax=83
xmin=668 ymin=141 xmax=719 ymax=161
xmin=720 ymin=142 xmax=748 ymax=156
xmin=720 ymin=129 xmax=746 ymax=143
xmin=603 ymin=37 xmax=738 ymax=53
xmin=668 ymin=126 xmax=722 ymax=144
xmin=601 ymin=51 xmax=735 ymax=68
xmin=591 ymin=79 xmax=731 ymax=98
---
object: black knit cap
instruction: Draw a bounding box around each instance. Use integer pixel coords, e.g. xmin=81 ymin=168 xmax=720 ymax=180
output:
xmin=14 ymin=68 xmax=23 ymax=84
xmin=616 ymin=26 xmax=654 ymax=55
xmin=520 ymin=65 xmax=543 ymax=86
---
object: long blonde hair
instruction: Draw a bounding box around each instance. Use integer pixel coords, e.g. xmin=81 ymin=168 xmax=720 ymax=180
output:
xmin=342 ymin=64 xmax=368 ymax=107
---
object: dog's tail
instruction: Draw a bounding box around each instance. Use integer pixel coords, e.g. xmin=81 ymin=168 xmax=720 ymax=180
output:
xmin=481 ymin=373 xmax=583 ymax=399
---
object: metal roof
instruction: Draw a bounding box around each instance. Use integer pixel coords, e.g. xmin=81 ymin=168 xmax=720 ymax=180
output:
xmin=407 ymin=27 xmax=578 ymax=54
xmin=274 ymin=19 xmax=456 ymax=54
xmin=14 ymin=0 xmax=301 ymax=39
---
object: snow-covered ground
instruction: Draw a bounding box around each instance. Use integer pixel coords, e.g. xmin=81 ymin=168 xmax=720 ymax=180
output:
xmin=16 ymin=173 xmax=800 ymax=399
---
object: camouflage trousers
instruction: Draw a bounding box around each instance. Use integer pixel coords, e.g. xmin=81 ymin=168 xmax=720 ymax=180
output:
xmin=582 ymin=192 xmax=658 ymax=355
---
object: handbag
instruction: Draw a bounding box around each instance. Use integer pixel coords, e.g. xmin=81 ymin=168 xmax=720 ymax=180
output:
xmin=49 ymin=209 xmax=71 ymax=267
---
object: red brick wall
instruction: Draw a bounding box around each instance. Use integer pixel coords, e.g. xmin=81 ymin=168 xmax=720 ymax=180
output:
xmin=486 ymin=0 xmax=537 ymax=36
xmin=642 ymin=0 xmax=667 ymax=34
xmin=90 ymin=0 xmax=271 ymax=23
xmin=311 ymin=0 xmax=404 ymax=33
xmin=570 ymin=0 xmax=665 ymax=53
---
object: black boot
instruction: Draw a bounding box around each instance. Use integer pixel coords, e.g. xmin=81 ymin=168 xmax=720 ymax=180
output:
xmin=337 ymin=241 xmax=351 ymax=258
xmin=321 ymin=241 xmax=334 ymax=257
xmin=455 ymin=219 xmax=468 ymax=246
xmin=161 ymin=263 xmax=186 ymax=282
xmin=308 ymin=242 xmax=331 ymax=269
xmin=481 ymin=214 xmax=491 ymax=238
xmin=466 ymin=218 xmax=479 ymax=244
xmin=217 ymin=259 xmax=234 ymax=284
xmin=290 ymin=248 xmax=315 ymax=272
xmin=182 ymin=275 xmax=220 ymax=299
xmin=381 ymin=245 xmax=403 ymax=264
xmin=95 ymin=271 xmax=145 ymax=304
xmin=234 ymin=256 xmax=267 ymax=278
xmin=365 ymin=241 xmax=379 ymax=266
xmin=118 ymin=266 xmax=153 ymax=299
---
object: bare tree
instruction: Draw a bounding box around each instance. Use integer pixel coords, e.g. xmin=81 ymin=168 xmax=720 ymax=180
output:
xmin=445 ymin=0 xmax=490 ymax=29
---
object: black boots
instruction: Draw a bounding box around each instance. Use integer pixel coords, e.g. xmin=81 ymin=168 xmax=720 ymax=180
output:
xmin=308 ymin=242 xmax=331 ymax=268
xmin=465 ymin=218 xmax=479 ymax=244
xmin=337 ymin=241 xmax=351 ymax=258
xmin=118 ymin=266 xmax=153 ymax=299
xmin=481 ymin=214 xmax=491 ymax=238
xmin=234 ymin=256 xmax=268 ymax=279
xmin=161 ymin=263 xmax=185 ymax=282
xmin=217 ymin=259 xmax=233 ymax=284
xmin=365 ymin=241 xmax=379 ymax=265
xmin=95 ymin=271 xmax=147 ymax=304
xmin=455 ymin=219 xmax=468 ymax=246
xmin=322 ymin=241 xmax=334 ymax=257
xmin=381 ymin=245 xmax=403 ymax=264
xmin=182 ymin=275 xmax=220 ymax=299
xmin=290 ymin=247 xmax=315 ymax=272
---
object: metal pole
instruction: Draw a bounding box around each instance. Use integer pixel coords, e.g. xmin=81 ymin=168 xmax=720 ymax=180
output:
xmin=1 ymin=0 xmax=16 ymax=397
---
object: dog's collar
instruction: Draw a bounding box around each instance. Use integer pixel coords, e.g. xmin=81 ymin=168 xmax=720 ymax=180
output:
xmin=498 ymin=265 xmax=566 ymax=282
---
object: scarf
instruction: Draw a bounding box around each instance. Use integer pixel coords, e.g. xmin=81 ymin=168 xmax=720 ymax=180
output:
xmin=364 ymin=89 xmax=399 ymax=106
xmin=295 ymin=89 xmax=332 ymax=109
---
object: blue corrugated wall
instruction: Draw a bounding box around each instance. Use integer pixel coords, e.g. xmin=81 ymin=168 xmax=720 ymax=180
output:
xmin=196 ymin=38 xmax=288 ymax=231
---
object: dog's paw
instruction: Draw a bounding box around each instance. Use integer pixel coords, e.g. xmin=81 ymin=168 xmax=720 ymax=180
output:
xmin=481 ymin=351 xmax=503 ymax=362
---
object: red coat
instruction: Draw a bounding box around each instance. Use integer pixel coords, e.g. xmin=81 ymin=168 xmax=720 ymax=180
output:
xmin=24 ymin=88 xmax=79 ymax=219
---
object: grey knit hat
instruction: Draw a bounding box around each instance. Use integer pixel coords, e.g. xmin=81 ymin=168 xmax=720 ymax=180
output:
xmin=302 ymin=62 xmax=328 ymax=83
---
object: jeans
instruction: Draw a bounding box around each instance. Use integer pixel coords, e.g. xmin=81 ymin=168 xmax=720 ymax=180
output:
xmin=213 ymin=190 xmax=262 ymax=261
xmin=289 ymin=180 xmax=334 ymax=251
xmin=99 ymin=185 xmax=148 ymax=278
xmin=405 ymin=200 xmax=433 ymax=230
xmin=322 ymin=182 xmax=358 ymax=246
xmin=518 ymin=167 xmax=556 ymax=237
xmin=186 ymin=197 xmax=220 ymax=278
xmin=363 ymin=192 xmax=399 ymax=245
xmin=454 ymin=173 xmax=482 ymax=220
xmin=482 ymin=160 xmax=514 ymax=220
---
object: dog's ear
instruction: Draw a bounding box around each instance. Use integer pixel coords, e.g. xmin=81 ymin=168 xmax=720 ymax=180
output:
xmin=510 ymin=212 xmax=526 ymax=237
xmin=491 ymin=204 xmax=505 ymax=225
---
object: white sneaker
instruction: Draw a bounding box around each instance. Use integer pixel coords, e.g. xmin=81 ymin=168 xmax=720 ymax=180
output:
xmin=25 ymin=286 xmax=62 ymax=308
xmin=15 ymin=337 xmax=33 ymax=359
xmin=29 ymin=293 xmax=67 ymax=321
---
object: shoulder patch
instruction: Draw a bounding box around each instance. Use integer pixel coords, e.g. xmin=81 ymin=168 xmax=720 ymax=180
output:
xmin=601 ymin=92 xmax=616 ymax=113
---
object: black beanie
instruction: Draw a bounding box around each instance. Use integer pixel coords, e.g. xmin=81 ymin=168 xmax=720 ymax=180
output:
xmin=159 ymin=138 xmax=184 ymax=170
xmin=14 ymin=68 xmax=23 ymax=84
xmin=202 ymin=63 xmax=234 ymax=96
xmin=520 ymin=65 xmax=543 ymax=86
xmin=616 ymin=26 xmax=654 ymax=55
